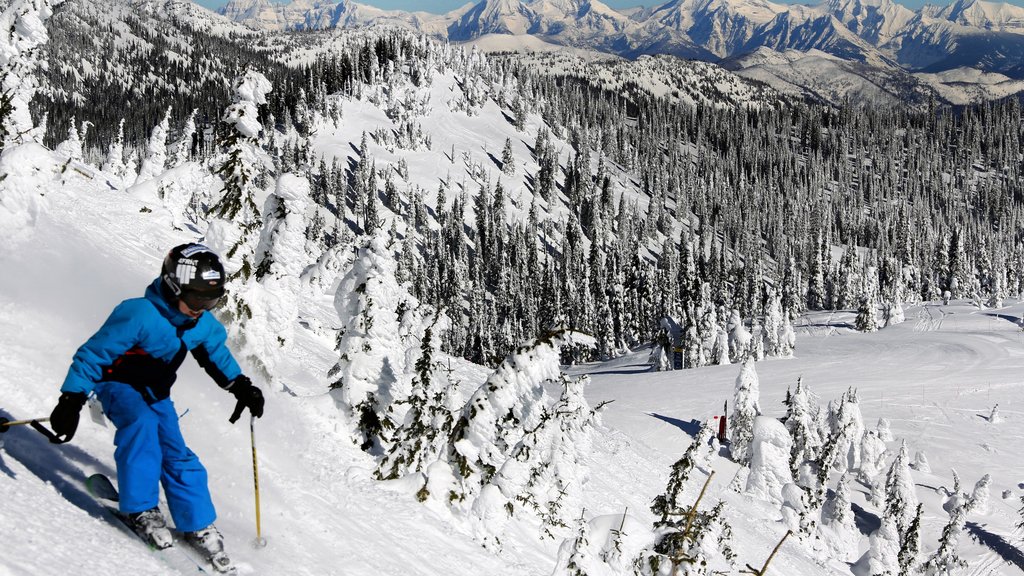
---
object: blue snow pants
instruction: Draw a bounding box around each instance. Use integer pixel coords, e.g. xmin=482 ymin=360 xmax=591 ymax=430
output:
xmin=95 ymin=381 xmax=216 ymax=532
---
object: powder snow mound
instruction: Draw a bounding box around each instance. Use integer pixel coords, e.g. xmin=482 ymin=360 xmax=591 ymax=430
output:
xmin=0 ymin=143 xmax=61 ymax=244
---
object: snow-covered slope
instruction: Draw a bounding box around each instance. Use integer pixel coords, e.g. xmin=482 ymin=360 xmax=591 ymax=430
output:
xmin=724 ymin=46 xmax=935 ymax=106
xmin=914 ymin=66 xmax=1024 ymax=104
xmin=3 ymin=147 xmax=1024 ymax=574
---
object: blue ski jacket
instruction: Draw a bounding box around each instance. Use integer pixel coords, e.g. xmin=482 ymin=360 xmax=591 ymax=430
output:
xmin=61 ymin=278 xmax=242 ymax=401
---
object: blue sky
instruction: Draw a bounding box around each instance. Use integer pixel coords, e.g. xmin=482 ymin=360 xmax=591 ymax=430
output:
xmin=193 ymin=0 xmax=1022 ymax=15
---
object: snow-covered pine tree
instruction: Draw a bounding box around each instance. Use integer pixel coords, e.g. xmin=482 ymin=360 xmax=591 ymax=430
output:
xmin=54 ymin=116 xmax=82 ymax=163
xmin=866 ymin=514 xmax=901 ymax=576
xmin=829 ymin=388 xmax=865 ymax=473
xmin=207 ymin=69 xmax=273 ymax=281
xmin=442 ymin=331 xmax=595 ymax=507
xmin=501 ymin=137 xmax=514 ymax=175
xmin=920 ymin=498 xmax=969 ymax=575
xmin=819 ymin=472 xmax=858 ymax=561
xmin=172 ymin=108 xmax=199 ymax=167
xmin=746 ymin=416 xmax=794 ymax=505
xmin=897 ymin=504 xmax=923 ymax=574
xmin=856 ymin=266 xmax=880 ymax=332
xmin=762 ymin=287 xmax=783 ymax=357
xmin=137 ymin=107 xmax=171 ymax=183
xmin=727 ymin=309 xmax=750 ymax=363
xmin=329 ymin=231 xmax=414 ymax=454
xmin=377 ymin=321 xmax=459 ymax=494
xmin=553 ymin=512 xmax=592 ymax=576
xmin=488 ymin=372 xmax=600 ymax=539
xmin=729 ymin=357 xmax=761 ymax=464
xmin=102 ymin=118 xmax=131 ymax=186
xmin=967 ymin=473 xmax=991 ymax=514
xmin=883 ymin=440 xmax=919 ymax=533
xmin=786 ymin=377 xmax=822 ymax=479
xmin=651 ymin=425 xmax=710 ymax=525
xmin=0 ymin=0 xmax=58 ymax=151
xmin=638 ymin=497 xmax=736 ymax=576
xmin=229 ymin=172 xmax=312 ymax=385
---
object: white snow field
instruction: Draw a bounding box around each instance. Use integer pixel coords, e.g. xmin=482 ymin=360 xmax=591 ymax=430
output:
xmin=2 ymin=160 xmax=1024 ymax=575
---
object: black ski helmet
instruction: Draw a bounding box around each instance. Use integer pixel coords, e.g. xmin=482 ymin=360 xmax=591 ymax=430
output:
xmin=161 ymin=243 xmax=226 ymax=310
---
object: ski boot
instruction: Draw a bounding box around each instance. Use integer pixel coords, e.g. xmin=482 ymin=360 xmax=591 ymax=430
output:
xmin=185 ymin=524 xmax=235 ymax=574
xmin=126 ymin=507 xmax=174 ymax=550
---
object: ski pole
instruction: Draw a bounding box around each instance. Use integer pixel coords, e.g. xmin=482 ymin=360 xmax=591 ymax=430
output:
xmin=0 ymin=416 xmax=50 ymax=432
xmin=250 ymin=415 xmax=267 ymax=548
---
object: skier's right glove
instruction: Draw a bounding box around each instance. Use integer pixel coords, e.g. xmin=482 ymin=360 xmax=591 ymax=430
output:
xmin=48 ymin=392 xmax=87 ymax=444
xmin=227 ymin=375 xmax=264 ymax=424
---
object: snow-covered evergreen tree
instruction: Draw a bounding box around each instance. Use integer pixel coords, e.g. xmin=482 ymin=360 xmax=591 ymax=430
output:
xmin=442 ymin=331 xmax=595 ymax=507
xmin=762 ymin=287 xmax=783 ymax=356
xmin=487 ymin=372 xmax=600 ymax=538
xmin=829 ymin=388 xmax=865 ymax=473
xmin=53 ymin=116 xmax=82 ymax=162
xmin=137 ymin=107 xmax=171 ymax=183
xmin=729 ymin=357 xmax=761 ymax=464
xmin=727 ymin=309 xmax=750 ymax=363
xmin=377 ymin=321 xmax=459 ymax=493
xmin=786 ymin=377 xmax=822 ymax=479
xmin=228 ymin=173 xmax=312 ymax=385
xmin=102 ymin=118 xmax=131 ymax=185
xmin=0 ymin=0 xmax=59 ymax=151
xmin=207 ymin=69 xmax=273 ymax=280
xmin=866 ymin=514 xmax=901 ymax=576
xmin=921 ymin=499 xmax=969 ymax=575
xmin=819 ymin=472 xmax=858 ymax=561
xmin=745 ymin=416 xmax=794 ymax=504
xmin=884 ymin=441 xmax=919 ymax=533
xmin=856 ymin=266 xmax=880 ymax=332
xmin=329 ymin=231 xmax=414 ymax=454
xmin=173 ymin=108 xmax=198 ymax=167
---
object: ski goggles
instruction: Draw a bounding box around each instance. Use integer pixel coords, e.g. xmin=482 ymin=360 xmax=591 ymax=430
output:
xmin=180 ymin=289 xmax=224 ymax=312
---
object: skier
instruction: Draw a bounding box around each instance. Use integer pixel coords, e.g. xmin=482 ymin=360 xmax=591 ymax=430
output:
xmin=45 ymin=243 xmax=264 ymax=570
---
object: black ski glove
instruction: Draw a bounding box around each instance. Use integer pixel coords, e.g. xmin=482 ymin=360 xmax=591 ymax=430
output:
xmin=49 ymin=392 xmax=87 ymax=444
xmin=228 ymin=375 xmax=264 ymax=424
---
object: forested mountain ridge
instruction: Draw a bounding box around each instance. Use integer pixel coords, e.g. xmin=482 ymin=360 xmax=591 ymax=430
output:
xmin=216 ymin=0 xmax=1024 ymax=104
xmin=31 ymin=0 xmax=1024 ymax=370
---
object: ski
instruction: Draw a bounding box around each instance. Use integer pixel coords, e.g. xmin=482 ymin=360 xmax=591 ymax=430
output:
xmin=85 ymin=473 xmax=236 ymax=575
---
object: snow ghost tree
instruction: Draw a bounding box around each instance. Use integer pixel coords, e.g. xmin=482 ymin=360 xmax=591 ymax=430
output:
xmin=864 ymin=440 xmax=922 ymax=575
xmin=329 ymin=231 xmax=415 ymax=454
xmin=829 ymin=388 xmax=865 ymax=473
xmin=227 ymin=172 xmax=312 ymax=386
xmin=0 ymin=0 xmax=60 ymax=151
xmin=54 ymin=116 xmax=83 ymax=163
xmin=137 ymin=107 xmax=171 ymax=183
xmin=173 ymin=108 xmax=199 ymax=167
xmin=786 ymin=377 xmax=821 ymax=479
xmin=727 ymin=309 xmax=750 ymax=363
xmin=102 ymin=118 xmax=133 ymax=186
xmin=728 ymin=357 xmax=761 ymax=464
xmin=762 ymin=287 xmax=783 ymax=356
xmin=819 ymin=473 xmax=858 ymax=561
xmin=745 ymin=416 xmax=794 ymax=504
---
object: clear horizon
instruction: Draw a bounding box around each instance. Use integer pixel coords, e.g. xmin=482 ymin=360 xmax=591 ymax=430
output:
xmin=193 ymin=0 xmax=1024 ymax=15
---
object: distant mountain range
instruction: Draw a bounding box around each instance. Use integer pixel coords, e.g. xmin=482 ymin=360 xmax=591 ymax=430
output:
xmin=217 ymin=0 xmax=1024 ymax=75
